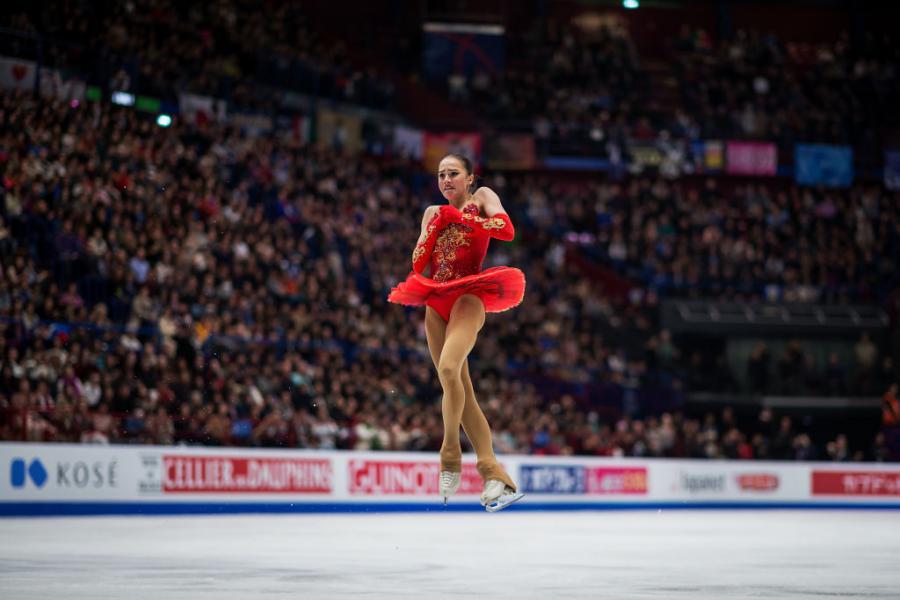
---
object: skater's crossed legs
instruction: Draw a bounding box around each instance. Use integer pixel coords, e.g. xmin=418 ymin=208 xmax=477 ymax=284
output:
xmin=425 ymin=298 xmax=487 ymax=471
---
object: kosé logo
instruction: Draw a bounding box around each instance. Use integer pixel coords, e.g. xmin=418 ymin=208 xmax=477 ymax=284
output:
xmin=10 ymin=458 xmax=48 ymax=488
xmin=56 ymin=460 xmax=119 ymax=489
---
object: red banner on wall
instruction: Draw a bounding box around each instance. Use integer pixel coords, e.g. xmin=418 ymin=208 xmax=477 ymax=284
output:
xmin=485 ymin=134 xmax=536 ymax=170
xmin=162 ymin=456 xmax=332 ymax=493
xmin=586 ymin=467 xmax=648 ymax=495
xmin=736 ymin=473 xmax=780 ymax=492
xmin=726 ymin=141 xmax=777 ymax=176
xmin=812 ymin=471 xmax=900 ymax=496
xmin=349 ymin=460 xmax=483 ymax=495
xmin=423 ymin=132 xmax=482 ymax=172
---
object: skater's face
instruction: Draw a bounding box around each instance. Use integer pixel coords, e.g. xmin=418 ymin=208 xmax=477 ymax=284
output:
xmin=438 ymin=156 xmax=473 ymax=203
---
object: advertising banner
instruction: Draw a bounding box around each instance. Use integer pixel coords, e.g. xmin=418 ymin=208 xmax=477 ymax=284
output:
xmin=38 ymin=68 xmax=86 ymax=102
xmin=485 ymin=134 xmax=536 ymax=170
xmin=629 ymin=142 xmax=664 ymax=169
xmin=423 ymin=132 xmax=482 ymax=172
xmin=795 ymin=144 xmax=854 ymax=187
xmin=691 ymin=140 xmax=724 ymax=174
xmin=178 ymin=93 xmax=227 ymax=125
xmin=317 ymin=108 xmax=363 ymax=153
xmin=161 ymin=455 xmax=331 ymax=494
xmin=0 ymin=56 xmax=36 ymax=91
xmin=704 ymin=140 xmax=725 ymax=171
xmin=586 ymin=467 xmax=648 ymax=495
xmin=393 ymin=125 xmax=424 ymax=160
xmin=422 ymin=22 xmax=505 ymax=84
xmin=811 ymin=470 xmax=900 ymax=496
xmin=3 ymin=444 xmax=900 ymax=515
xmin=349 ymin=459 xmax=482 ymax=496
xmin=726 ymin=141 xmax=777 ymax=176
xmin=653 ymin=464 xmax=794 ymax=500
xmin=519 ymin=464 xmax=648 ymax=495
xmin=3 ymin=444 xmax=138 ymax=501
xmin=520 ymin=465 xmax=586 ymax=494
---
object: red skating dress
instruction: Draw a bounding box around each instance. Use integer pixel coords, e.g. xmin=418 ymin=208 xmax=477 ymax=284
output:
xmin=388 ymin=203 xmax=526 ymax=322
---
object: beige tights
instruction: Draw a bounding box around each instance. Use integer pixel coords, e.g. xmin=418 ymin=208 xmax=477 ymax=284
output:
xmin=425 ymin=297 xmax=516 ymax=491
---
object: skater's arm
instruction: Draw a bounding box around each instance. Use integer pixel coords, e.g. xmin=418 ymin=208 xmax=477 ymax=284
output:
xmin=469 ymin=187 xmax=515 ymax=241
xmin=412 ymin=205 xmax=441 ymax=274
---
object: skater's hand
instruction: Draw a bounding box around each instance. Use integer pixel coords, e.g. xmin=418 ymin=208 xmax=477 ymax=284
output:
xmin=438 ymin=204 xmax=463 ymax=224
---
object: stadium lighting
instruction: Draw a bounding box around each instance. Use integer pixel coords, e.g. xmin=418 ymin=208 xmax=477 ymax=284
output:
xmin=156 ymin=114 xmax=173 ymax=128
xmin=111 ymin=91 xmax=135 ymax=106
xmin=623 ymin=0 xmax=639 ymax=8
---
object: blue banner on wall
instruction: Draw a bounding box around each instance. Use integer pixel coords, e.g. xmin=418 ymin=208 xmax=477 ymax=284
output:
xmin=795 ymin=144 xmax=854 ymax=187
xmin=422 ymin=22 xmax=505 ymax=84
xmin=885 ymin=150 xmax=900 ymax=191
xmin=519 ymin=465 xmax=586 ymax=494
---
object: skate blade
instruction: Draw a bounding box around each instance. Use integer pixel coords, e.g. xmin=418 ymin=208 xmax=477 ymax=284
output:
xmin=484 ymin=492 xmax=525 ymax=513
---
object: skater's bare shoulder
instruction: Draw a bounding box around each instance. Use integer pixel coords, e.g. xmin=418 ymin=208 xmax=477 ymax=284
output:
xmin=472 ymin=186 xmax=506 ymax=217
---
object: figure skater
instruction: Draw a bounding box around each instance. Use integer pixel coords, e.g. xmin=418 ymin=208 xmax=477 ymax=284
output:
xmin=388 ymin=154 xmax=525 ymax=512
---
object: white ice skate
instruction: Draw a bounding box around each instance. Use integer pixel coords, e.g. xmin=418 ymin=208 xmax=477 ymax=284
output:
xmin=439 ymin=471 xmax=461 ymax=505
xmin=480 ymin=480 xmax=525 ymax=513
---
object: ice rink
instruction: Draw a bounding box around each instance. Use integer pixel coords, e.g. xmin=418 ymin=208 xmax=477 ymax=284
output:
xmin=1 ymin=510 xmax=898 ymax=599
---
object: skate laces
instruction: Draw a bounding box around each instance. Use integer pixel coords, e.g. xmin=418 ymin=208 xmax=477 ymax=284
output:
xmin=440 ymin=471 xmax=459 ymax=488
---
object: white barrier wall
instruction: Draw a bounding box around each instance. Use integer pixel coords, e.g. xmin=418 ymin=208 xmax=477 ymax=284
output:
xmin=2 ymin=442 xmax=899 ymax=515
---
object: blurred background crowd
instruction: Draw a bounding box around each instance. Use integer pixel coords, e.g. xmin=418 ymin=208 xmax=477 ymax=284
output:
xmin=1 ymin=0 xmax=898 ymax=461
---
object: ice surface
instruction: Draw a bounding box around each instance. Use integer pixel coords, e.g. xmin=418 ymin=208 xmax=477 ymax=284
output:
xmin=1 ymin=510 xmax=898 ymax=599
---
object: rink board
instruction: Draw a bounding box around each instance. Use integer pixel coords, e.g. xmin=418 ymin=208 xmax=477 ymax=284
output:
xmin=1 ymin=443 xmax=899 ymax=515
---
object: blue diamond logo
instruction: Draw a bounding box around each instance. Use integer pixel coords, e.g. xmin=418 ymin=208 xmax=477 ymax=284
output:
xmin=9 ymin=458 xmax=48 ymax=488
xmin=28 ymin=459 xmax=48 ymax=488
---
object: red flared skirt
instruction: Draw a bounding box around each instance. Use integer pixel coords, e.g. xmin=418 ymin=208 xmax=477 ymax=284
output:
xmin=388 ymin=266 xmax=525 ymax=322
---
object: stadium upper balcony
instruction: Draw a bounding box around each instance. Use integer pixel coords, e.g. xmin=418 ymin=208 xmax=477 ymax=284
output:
xmin=0 ymin=3 xmax=397 ymax=112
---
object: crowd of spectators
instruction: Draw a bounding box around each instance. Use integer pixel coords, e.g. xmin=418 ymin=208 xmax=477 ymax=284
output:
xmin=437 ymin=20 xmax=899 ymax=164
xmin=0 ymin=89 xmax=669 ymax=455
xmin=6 ymin=2 xmax=899 ymax=166
xmin=739 ymin=336 xmax=894 ymax=398
xmin=523 ymin=175 xmax=900 ymax=304
xmin=1 ymin=2 xmax=898 ymax=462
xmin=443 ymin=21 xmax=643 ymax=158
xmin=2 ymin=2 xmax=395 ymax=112
xmin=1 ymin=89 xmax=896 ymax=462
xmin=673 ymin=26 xmax=900 ymax=162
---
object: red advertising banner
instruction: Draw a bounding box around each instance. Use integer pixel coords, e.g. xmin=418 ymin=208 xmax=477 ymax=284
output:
xmin=736 ymin=473 xmax=780 ymax=492
xmin=423 ymin=132 xmax=482 ymax=172
xmin=485 ymin=134 xmax=536 ymax=170
xmin=162 ymin=456 xmax=332 ymax=493
xmin=586 ymin=467 xmax=648 ymax=495
xmin=349 ymin=460 xmax=482 ymax=495
xmin=812 ymin=471 xmax=900 ymax=496
xmin=726 ymin=141 xmax=777 ymax=176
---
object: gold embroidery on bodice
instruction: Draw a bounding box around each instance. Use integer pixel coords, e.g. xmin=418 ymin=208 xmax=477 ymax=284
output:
xmin=432 ymin=223 xmax=473 ymax=282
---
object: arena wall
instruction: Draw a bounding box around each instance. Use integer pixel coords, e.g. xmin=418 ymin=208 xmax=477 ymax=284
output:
xmin=2 ymin=443 xmax=899 ymax=516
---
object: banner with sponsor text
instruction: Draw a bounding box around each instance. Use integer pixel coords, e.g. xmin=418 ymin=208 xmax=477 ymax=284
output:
xmin=795 ymin=144 xmax=854 ymax=188
xmin=726 ymin=141 xmax=778 ymax=176
xmin=422 ymin=132 xmax=482 ymax=172
xmin=485 ymin=134 xmax=536 ymax=170
xmin=2 ymin=443 xmax=899 ymax=515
